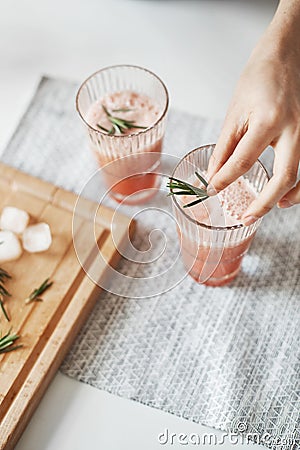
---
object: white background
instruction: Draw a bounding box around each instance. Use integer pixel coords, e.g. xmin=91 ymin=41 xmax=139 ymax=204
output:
xmin=1 ymin=1 xmax=277 ymax=449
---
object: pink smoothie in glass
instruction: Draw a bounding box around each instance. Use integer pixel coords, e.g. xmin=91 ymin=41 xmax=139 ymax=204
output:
xmin=87 ymin=91 xmax=162 ymax=203
xmin=178 ymin=175 xmax=256 ymax=286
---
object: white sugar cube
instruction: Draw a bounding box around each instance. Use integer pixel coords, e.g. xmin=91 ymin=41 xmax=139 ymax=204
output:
xmin=22 ymin=223 xmax=52 ymax=253
xmin=0 ymin=230 xmax=22 ymax=263
xmin=0 ymin=206 xmax=30 ymax=234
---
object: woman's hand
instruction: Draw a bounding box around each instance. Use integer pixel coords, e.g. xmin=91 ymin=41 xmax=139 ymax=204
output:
xmin=207 ymin=0 xmax=300 ymax=226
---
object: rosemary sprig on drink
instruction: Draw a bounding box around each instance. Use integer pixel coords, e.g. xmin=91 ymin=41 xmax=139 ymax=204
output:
xmin=112 ymin=108 xmax=132 ymax=113
xmin=97 ymin=105 xmax=147 ymax=135
xmin=0 ymin=329 xmax=22 ymax=354
xmin=0 ymin=268 xmax=12 ymax=321
xmin=167 ymin=172 xmax=209 ymax=208
xmin=25 ymin=278 xmax=53 ymax=304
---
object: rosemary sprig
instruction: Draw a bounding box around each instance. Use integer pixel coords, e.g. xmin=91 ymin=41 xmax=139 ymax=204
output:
xmin=167 ymin=171 xmax=209 ymax=208
xmin=0 ymin=268 xmax=11 ymax=281
xmin=0 ymin=300 xmax=10 ymax=322
xmin=0 ymin=268 xmax=12 ymax=322
xmin=112 ymin=108 xmax=133 ymax=113
xmin=97 ymin=105 xmax=147 ymax=135
xmin=25 ymin=278 xmax=53 ymax=304
xmin=0 ymin=329 xmax=22 ymax=354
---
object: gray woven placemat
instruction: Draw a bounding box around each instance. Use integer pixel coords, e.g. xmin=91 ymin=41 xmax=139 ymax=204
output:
xmin=1 ymin=77 xmax=299 ymax=449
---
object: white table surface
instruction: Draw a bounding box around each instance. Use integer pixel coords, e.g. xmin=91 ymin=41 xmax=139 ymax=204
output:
xmin=1 ymin=1 xmax=278 ymax=449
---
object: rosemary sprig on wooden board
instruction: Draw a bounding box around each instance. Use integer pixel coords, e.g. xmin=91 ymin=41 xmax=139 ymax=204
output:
xmin=0 ymin=267 xmax=12 ymax=321
xmin=167 ymin=172 xmax=209 ymax=208
xmin=97 ymin=105 xmax=147 ymax=135
xmin=25 ymin=278 xmax=53 ymax=304
xmin=0 ymin=329 xmax=22 ymax=354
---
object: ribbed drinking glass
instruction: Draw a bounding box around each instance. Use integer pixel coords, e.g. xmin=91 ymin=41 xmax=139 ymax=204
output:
xmin=76 ymin=65 xmax=169 ymax=205
xmin=171 ymin=144 xmax=269 ymax=286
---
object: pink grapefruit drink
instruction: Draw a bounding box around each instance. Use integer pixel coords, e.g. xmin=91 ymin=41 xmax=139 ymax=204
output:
xmin=76 ymin=66 xmax=169 ymax=205
xmin=87 ymin=91 xmax=163 ymax=203
xmin=98 ymin=141 xmax=162 ymax=204
xmin=171 ymin=145 xmax=269 ymax=287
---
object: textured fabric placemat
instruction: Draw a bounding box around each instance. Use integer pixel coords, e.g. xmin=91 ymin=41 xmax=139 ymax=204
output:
xmin=1 ymin=77 xmax=299 ymax=449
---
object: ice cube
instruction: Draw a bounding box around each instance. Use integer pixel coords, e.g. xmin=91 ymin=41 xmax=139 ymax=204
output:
xmin=0 ymin=206 xmax=30 ymax=234
xmin=0 ymin=230 xmax=22 ymax=263
xmin=22 ymin=223 xmax=52 ymax=253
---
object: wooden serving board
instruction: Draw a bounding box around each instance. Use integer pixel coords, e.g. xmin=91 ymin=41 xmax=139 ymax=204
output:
xmin=0 ymin=163 xmax=134 ymax=450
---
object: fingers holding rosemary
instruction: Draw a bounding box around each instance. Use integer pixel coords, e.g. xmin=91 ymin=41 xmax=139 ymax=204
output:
xmin=241 ymin=130 xmax=299 ymax=223
xmin=208 ymin=129 xmax=300 ymax=225
xmin=278 ymin=181 xmax=300 ymax=208
xmin=207 ymin=124 xmax=271 ymax=196
xmin=276 ymin=132 xmax=300 ymax=208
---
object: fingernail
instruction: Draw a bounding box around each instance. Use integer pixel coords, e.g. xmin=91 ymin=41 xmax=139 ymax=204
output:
xmin=242 ymin=215 xmax=259 ymax=226
xmin=277 ymin=199 xmax=293 ymax=209
xmin=207 ymin=184 xmax=217 ymax=196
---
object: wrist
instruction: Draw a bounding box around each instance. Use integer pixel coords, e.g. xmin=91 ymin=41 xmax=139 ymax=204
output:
xmin=268 ymin=0 xmax=300 ymax=58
